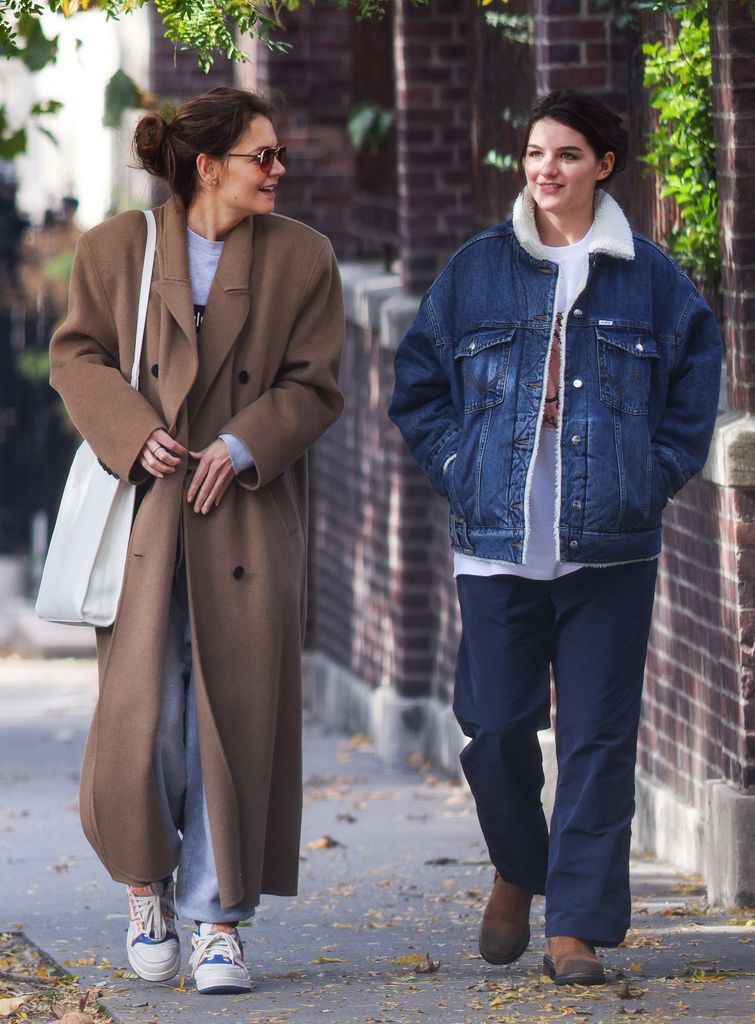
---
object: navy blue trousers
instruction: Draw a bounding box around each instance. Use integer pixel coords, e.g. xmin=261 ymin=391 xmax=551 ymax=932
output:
xmin=454 ymin=561 xmax=658 ymax=947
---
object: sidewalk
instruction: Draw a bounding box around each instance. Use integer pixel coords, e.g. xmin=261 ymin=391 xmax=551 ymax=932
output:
xmin=0 ymin=656 xmax=752 ymax=1023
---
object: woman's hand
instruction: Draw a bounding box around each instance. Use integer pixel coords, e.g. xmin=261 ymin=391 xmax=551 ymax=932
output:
xmin=139 ymin=429 xmax=187 ymax=479
xmin=187 ymin=439 xmax=235 ymax=514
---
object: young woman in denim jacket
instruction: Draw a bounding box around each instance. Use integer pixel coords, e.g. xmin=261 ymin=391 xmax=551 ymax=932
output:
xmin=389 ymin=90 xmax=722 ymax=985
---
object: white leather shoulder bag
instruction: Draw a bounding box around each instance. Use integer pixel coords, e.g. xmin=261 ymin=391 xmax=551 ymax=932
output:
xmin=36 ymin=208 xmax=157 ymax=627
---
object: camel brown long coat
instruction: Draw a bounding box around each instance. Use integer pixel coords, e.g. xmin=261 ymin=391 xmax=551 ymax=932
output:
xmin=50 ymin=198 xmax=344 ymax=910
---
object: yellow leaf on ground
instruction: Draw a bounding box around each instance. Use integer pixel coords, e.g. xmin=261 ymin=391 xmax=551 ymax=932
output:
xmin=394 ymin=954 xmax=424 ymax=964
xmin=311 ymin=956 xmax=346 ymax=964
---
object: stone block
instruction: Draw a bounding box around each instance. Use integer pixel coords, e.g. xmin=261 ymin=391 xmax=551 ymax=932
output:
xmin=702 ymin=411 xmax=755 ymax=487
xmin=705 ymin=779 xmax=755 ymax=906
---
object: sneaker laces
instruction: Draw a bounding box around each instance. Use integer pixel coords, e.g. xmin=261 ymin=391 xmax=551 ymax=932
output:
xmin=190 ymin=928 xmax=242 ymax=974
xmin=129 ymin=885 xmax=175 ymax=942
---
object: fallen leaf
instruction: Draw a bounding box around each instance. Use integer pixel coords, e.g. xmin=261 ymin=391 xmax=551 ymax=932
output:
xmin=306 ymin=835 xmax=343 ymax=850
xmin=616 ymin=980 xmax=645 ymax=999
xmin=394 ymin=954 xmax=424 ymax=965
xmin=414 ymin=954 xmax=440 ymax=974
xmin=346 ymin=734 xmax=373 ymax=748
xmin=310 ymin=956 xmax=346 ymax=964
xmin=59 ymin=1014 xmax=94 ymax=1024
xmin=684 ymin=967 xmax=748 ymax=982
xmin=0 ymin=996 xmax=27 ymax=1018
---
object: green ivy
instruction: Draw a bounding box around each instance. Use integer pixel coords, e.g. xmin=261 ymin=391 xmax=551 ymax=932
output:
xmin=641 ymin=12 xmax=719 ymax=285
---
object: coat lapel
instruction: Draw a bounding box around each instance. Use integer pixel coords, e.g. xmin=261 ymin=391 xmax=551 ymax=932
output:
xmin=188 ymin=215 xmax=254 ymax=424
xmin=151 ymin=199 xmax=199 ymax=432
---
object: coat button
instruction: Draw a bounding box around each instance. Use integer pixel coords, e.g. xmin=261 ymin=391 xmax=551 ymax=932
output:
xmin=635 ymin=341 xmax=644 ymax=353
xmin=573 ymin=309 xmax=583 ymax=317
xmin=151 ymin=364 xmax=159 ymax=377
xmin=572 ymin=499 xmax=583 ymax=511
xmin=238 ymin=370 xmax=250 ymax=383
xmin=569 ymin=539 xmax=579 ymax=550
xmin=571 ymin=434 xmax=582 ymax=446
xmin=572 ymin=378 xmax=583 ymax=388
xmin=232 ymin=566 xmax=245 ymax=580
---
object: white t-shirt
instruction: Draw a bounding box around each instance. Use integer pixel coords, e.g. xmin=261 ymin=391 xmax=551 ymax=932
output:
xmin=454 ymin=224 xmax=594 ymax=580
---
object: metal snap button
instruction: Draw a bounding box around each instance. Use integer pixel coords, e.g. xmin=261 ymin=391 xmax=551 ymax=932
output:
xmin=569 ymin=539 xmax=579 ymax=550
xmin=572 ymin=499 xmax=582 ymax=511
xmin=573 ymin=309 xmax=583 ymax=317
xmin=571 ymin=435 xmax=581 ymax=446
xmin=469 ymin=341 xmax=476 ymax=352
xmin=572 ymin=378 xmax=583 ymax=388
xmin=635 ymin=341 xmax=644 ymax=353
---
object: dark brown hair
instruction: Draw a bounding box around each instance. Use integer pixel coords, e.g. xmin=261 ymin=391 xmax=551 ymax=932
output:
xmin=518 ymin=89 xmax=628 ymax=187
xmin=133 ymin=87 xmax=276 ymax=207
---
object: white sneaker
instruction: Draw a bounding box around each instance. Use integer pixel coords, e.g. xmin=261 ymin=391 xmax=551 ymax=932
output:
xmin=126 ymin=878 xmax=181 ymax=982
xmin=190 ymin=923 xmax=252 ymax=994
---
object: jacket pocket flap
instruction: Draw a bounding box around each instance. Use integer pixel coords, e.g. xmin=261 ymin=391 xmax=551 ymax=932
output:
xmin=596 ymin=328 xmax=659 ymax=359
xmin=454 ymin=327 xmax=517 ymax=359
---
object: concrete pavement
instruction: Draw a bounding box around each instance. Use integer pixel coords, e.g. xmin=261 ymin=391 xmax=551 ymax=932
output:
xmin=0 ymin=656 xmax=752 ymax=1023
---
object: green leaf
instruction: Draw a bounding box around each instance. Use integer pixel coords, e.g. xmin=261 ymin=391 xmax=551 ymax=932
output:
xmin=103 ymin=68 xmax=140 ymax=129
xmin=0 ymin=125 xmax=27 ymax=160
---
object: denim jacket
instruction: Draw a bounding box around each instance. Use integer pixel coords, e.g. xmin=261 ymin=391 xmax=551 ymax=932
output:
xmin=389 ymin=190 xmax=722 ymax=566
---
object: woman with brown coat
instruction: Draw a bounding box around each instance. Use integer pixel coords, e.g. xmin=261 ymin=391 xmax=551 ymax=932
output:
xmin=49 ymin=88 xmax=344 ymax=994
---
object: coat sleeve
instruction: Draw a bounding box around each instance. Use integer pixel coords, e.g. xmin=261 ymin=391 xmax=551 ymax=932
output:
xmin=49 ymin=231 xmax=165 ymax=482
xmin=651 ymin=289 xmax=723 ymax=505
xmin=388 ymin=291 xmax=461 ymax=497
xmin=219 ymin=241 xmax=344 ymax=490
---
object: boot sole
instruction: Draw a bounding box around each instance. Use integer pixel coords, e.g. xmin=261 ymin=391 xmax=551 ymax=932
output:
xmin=542 ymin=953 xmax=605 ymax=986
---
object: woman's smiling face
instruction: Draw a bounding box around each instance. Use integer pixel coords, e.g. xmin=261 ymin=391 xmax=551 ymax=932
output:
xmin=523 ymin=117 xmax=614 ymax=225
xmin=214 ymin=115 xmax=285 ymax=217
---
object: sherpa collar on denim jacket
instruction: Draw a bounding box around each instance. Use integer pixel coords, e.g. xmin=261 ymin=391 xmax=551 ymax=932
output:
xmin=512 ymin=187 xmax=635 ymax=264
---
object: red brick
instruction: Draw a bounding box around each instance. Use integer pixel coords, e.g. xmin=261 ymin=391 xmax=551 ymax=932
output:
xmin=547 ymin=65 xmax=608 ymax=88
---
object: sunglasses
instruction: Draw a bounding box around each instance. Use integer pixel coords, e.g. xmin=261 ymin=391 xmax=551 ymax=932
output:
xmin=225 ymin=145 xmax=287 ymax=173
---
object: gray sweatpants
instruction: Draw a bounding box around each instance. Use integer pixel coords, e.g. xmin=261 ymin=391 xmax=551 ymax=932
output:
xmin=151 ymin=565 xmax=257 ymax=923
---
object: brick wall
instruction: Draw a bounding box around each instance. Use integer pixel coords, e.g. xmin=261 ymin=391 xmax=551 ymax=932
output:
xmin=711 ymin=2 xmax=755 ymax=416
xmin=641 ymin=480 xmax=745 ymax=805
xmin=393 ymin=0 xmax=476 ymax=294
xmin=533 ymin=0 xmax=630 ymax=104
xmin=309 ymin=312 xmax=459 ymax=701
xmin=238 ymin=7 xmax=356 ymax=256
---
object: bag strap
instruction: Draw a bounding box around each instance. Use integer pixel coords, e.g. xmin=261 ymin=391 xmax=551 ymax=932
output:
xmin=129 ymin=209 xmax=157 ymax=390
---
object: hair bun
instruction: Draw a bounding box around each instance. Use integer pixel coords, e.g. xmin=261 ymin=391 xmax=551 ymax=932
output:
xmin=133 ymin=112 xmax=172 ymax=178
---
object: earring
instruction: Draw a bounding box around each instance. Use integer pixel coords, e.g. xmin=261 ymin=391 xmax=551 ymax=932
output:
xmin=211 ymin=179 xmax=218 ymax=187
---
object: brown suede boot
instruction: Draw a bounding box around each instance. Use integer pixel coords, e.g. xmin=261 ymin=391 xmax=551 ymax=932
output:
xmin=543 ymin=936 xmax=605 ymax=985
xmin=478 ymin=872 xmax=532 ymax=965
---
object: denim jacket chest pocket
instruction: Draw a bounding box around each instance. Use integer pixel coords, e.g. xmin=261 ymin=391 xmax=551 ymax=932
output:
xmin=454 ymin=327 xmax=517 ymax=414
xmin=596 ymin=328 xmax=660 ymax=415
